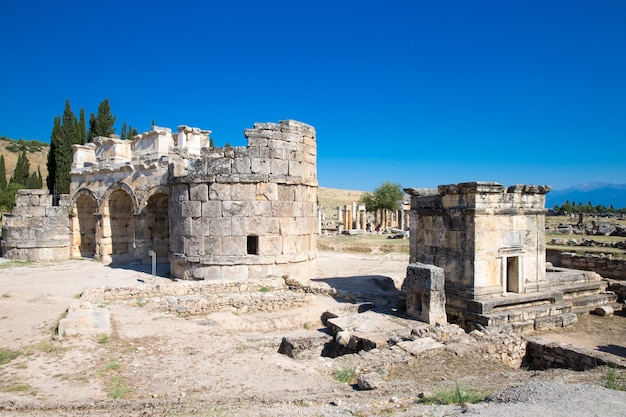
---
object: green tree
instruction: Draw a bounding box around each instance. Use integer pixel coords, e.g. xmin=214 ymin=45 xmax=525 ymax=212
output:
xmin=46 ymin=103 xmax=73 ymax=195
xmin=78 ymin=107 xmax=87 ymax=145
xmin=11 ymin=151 xmax=30 ymax=186
xmin=0 ymin=154 xmax=7 ymax=191
xmin=121 ymin=121 xmax=127 ymax=140
xmin=360 ymin=181 xmax=404 ymax=229
xmin=87 ymin=113 xmax=97 ymax=142
xmin=88 ymin=98 xmax=116 ymax=139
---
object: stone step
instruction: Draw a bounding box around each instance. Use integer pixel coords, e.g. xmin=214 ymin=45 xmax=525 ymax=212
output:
xmin=480 ymin=300 xmax=573 ymax=327
xmin=570 ymin=293 xmax=618 ymax=314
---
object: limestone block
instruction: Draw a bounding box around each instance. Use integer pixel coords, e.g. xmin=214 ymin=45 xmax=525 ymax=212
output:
xmin=222 ymin=236 xmax=247 ymax=256
xmin=181 ymin=201 xmax=202 ymax=218
xmin=201 ymin=200 xmax=222 ymax=218
xmin=221 ymin=265 xmax=248 ymax=281
xmin=171 ymin=184 xmax=189 ymax=201
xmin=58 ymin=302 xmax=111 ymax=336
xmin=233 ymin=156 xmax=252 ymax=174
xmin=278 ymin=185 xmax=295 ymax=201
xmin=190 ymin=183 xmax=208 ymax=201
xmin=209 ymin=183 xmax=231 ymax=201
xmin=204 ymin=236 xmax=222 ymax=255
xmin=222 ymin=201 xmax=247 ymax=217
xmin=272 ymin=201 xmax=293 ymax=218
xmin=266 ymin=218 xmax=280 ymax=234
xmin=251 ymin=158 xmax=270 ymax=175
xmin=282 ymin=236 xmax=298 ymax=254
xmin=231 ymin=183 xmax=256 ymax=201
xmin=288 ymin=160 xmax=303 ymax=177
xmin=209 ymin=218 xmax=231 ymax=236
xmin=279 ymin=217 xmax=298 ymax=236
xmin=402 ymin=263 xmax=447 ymax=325
xmin=260 ymin=236 xmax=282 ymax=256
xmin=184 ymin=235 xmax=204 ymax=257
xmin=250 ymin=201 xmax=272 ymax=217
xmin=256 ymin=182 xmax=278 ymax=201
xmin=270 ymin=158 xmax=289 ymax=175
xmin=269 ymin=147 xmax=284 ymax=160
xmin=230 ymin=217 xmax=246 ymax=236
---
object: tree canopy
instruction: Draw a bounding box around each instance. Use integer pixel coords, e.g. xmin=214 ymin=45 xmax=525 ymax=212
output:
xmin=360 ymin=181 xmax=404 ymax=212
xmin=87 ymin=98 xmax=116 ymax=141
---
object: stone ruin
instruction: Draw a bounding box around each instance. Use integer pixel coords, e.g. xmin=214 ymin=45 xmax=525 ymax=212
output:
xmin=2 ymin=120 xmax=318 ymax=282
xmin=403 ymin=182 xmax=619 ymax=330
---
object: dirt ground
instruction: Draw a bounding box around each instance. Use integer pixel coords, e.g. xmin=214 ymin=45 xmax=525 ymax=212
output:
xmin=0 ymin=252 xmax=624 ymax=416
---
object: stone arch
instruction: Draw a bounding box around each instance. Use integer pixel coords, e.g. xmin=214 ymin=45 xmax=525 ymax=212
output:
xmin=70 ymin=189 xmax=98 ymax=258
xmin=102 ymin=182 xmax=140 ymax=215
xmin=106 ymin=188 xmax=135 ymax=264
xmin=135 ymin=191 xmax=170 ymax=264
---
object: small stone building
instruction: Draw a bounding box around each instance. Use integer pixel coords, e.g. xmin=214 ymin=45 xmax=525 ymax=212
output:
xmin=2 ymin=120 xmax=318 ymax=282
xmin=404 ymin=182 xmax=616 ymax=330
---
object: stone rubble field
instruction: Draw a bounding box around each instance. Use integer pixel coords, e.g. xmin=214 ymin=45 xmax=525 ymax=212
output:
xmin=0 ymin=252 xmax=624 ymax=416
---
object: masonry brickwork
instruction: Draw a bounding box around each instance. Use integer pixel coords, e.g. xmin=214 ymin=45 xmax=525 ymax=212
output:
xmin=2 ymin=120 xmax=318 ymax=283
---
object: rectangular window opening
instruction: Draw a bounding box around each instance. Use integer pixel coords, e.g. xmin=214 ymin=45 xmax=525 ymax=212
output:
xmin=247 ymin=235 xmax=258 ymax=255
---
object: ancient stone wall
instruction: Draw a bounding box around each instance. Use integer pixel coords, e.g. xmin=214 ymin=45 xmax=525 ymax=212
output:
xmin=64 ymin=119 xmax=318 ymax=282
xmin=547 ymin=249 xmax=626 ymax=280
xmin=405 ymin=182 xmax=550 ymax=299
xmin=1 ymin=190 xmax=71 ymax=260
xmin=168 ymin=120 xmax=317 ymax=281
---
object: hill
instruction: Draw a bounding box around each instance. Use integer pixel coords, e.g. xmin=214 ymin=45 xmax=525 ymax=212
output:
xmin=0 ymin=137 xmax=49 ymax=183
xmin=318 ymin=186 xmax=365 ymax=224
xmin=546 ymin=183 xmax=626 ymax=209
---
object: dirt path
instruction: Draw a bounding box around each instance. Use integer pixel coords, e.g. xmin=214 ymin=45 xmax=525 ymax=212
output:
xmin=0 ymin=253 xmax=624 ymax=416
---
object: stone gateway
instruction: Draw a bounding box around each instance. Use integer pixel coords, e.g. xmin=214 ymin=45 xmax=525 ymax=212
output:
xmin=2 ymin=120 xmax=318 ymax=283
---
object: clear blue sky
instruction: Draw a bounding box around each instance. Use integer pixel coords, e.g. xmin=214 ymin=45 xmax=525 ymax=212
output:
xmin=1 ymin=1 xmax=624 ymax=191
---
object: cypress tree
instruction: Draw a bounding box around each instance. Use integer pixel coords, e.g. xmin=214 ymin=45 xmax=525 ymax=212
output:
xmin=121 ymin=121 xmax=127 ymax=140
xmin=93 ymin=98 xmax=116 ymax=137
xmin=46 ymin=116 xmax=61 ymax=193
xmin=78 ymin=108 xmax=87 ymax=145
xmin=87 ymin=113 xmax=97 ymax=142
xmin=0 ymin=154 xmax=7 ymax=191
xmin=11 ymin=151 xmax=30 ymax=186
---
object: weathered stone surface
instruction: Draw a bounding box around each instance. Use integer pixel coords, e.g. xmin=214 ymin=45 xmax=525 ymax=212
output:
xmin=357 ymin=372 xmax=383 ymax=390
xmin=595 ymin=305 xmax=614 ymax=316
xmin=278 ymin=333 xmax=333 ymax=359
xmin=57 ymin=302 xmax=111 ymax=336
xmin=402 ymin=263 xmax=447 ymax=325
xmin=397 ymin=337 xmax=445 ymax=356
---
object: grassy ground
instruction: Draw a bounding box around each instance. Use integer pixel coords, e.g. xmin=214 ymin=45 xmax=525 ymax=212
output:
xmin=546 ymin=215 xmax=626 ymax=258
xmin=318 ymin=233 xmax=409 ymax=254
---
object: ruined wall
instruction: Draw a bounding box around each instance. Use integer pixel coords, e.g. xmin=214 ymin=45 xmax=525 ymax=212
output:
xmin=1 ymin=190 xmax=71 ymax=261
xmin=406 ymin=182 xmax=550 ymax=299
xmin=547 ymin=249 xmax=626 ymax=280
xmin=168 ymin=120 xmax=318 ymax=281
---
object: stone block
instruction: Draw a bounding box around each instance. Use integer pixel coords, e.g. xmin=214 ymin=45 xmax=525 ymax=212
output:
xmin=201 ymin=200 xmax=222 ymax=218
xmin=251 ymin=158 xmax=270 ymax=175
xmin=204 ymin=236 xmax=222 ymax=255
xmin=233 ymin=156 xmax=252 ymax=174
xmin=256 ymin=182 xmax=278 ymax=201
xmin=171 ymin=184 xmax=189 ymax=201
xmin=231 ymin=183 xmax=255 ymax=201
xmin=260 ymin=236 xmax=282 ymax=256
xmin=190 ymin=183 xmax=208 ymax=201
xmin=534 ymin=315 xmax=563 ymax=331
xmin=401 ymin=263 xmax=447 ymax=325
xmin=278 ymin=185 xmax=295 ymax=201
xmin=222 ymin=236 xmax=247 ymax=256
xmin=181 ymin=201 xmax=202 ymax=218
xmin=270 ymin=158 xmax=289 ymax=175
xmin=209 ymin=218 xmax=231 ymax=236
xmin=279 ymin=217 xmax=298 ymax=236
xmin=222 ymin=201 xmax=247 ymax=217
xmin=209 ymin=183 xmax=231 ymax=201
xmin=250 ymin=201 xmax=272 ymax=217
xmin=272 ymin=201 xmax=293 ymax=218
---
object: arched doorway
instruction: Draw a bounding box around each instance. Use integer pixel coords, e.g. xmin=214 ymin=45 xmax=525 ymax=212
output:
xmin=73 ymin=194 xmax=97 ymax=258
xmin=109 ymin=189 xmax=135 ymax=263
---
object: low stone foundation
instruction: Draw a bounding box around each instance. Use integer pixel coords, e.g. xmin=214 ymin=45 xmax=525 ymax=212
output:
xmin=524 ymin=337 xmax=626 ymax=370
xmin=547 ymin=249 xmax=626 ymax=280
xmin=96 ymin=277 xmax=314 ymax=316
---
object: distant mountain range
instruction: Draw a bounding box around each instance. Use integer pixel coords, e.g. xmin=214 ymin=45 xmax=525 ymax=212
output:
xmin=545 ymin=183 xmax=626 ymax=209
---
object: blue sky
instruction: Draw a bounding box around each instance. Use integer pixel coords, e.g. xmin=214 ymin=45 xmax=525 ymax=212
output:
xmin=0 ymin=1 xmax=624 ymax=191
